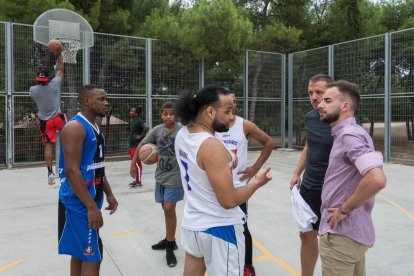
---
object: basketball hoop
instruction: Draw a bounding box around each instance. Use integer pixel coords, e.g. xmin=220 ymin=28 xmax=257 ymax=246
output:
xmin=60 ymin=39 xmax=81 ymax=64
xmin=33 ymin=9 xmax=94 ymax=64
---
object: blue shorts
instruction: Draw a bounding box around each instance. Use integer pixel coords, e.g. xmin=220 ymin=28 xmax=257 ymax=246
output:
xmin=58 ymin=200 xmax=103 ymax=262
xmin=154 ymin=182 xmax=184 ymax=203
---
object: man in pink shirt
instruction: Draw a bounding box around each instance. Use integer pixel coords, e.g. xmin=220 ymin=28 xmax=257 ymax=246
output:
xmin=317 ymin=80 xmax=386 ymax=276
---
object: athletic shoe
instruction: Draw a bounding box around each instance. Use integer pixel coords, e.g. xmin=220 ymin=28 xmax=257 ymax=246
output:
xmin=166 ymin=247 xmax=177 ymax=267
xmin=130 ymin=183 xmax=139 ymax=189
xmin=48 ymin=172 xmax=57 ymax=185
xmin=244 ymin=265 xmax=256 ymax=276
xmin=137 ymin=182 xmax=142 ymax=187
xmin=151 ymin=238 xmax=178 ymax=250
xmin=128 ymin=181 xmax=136 ymax=186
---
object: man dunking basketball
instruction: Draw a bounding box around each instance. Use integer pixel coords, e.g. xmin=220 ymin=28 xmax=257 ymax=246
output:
xmin=29 ymin=43 xmax=66 ymax=185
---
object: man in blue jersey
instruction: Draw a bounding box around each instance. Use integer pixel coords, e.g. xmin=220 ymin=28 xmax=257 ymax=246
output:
xmin=58 ymin=84 xmax=118 ymax=276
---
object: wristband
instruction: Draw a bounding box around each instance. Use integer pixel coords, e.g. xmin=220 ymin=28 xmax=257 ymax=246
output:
xmin=339 ymin=206 xmax=351 ymax=216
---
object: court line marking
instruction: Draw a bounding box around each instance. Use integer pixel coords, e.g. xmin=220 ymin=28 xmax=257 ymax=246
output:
xmin=103 ymin=244 xmax=124 ymax=276
xmin=253 ymin=238 xmax=300 ymax=276
xmin=253 ymin=255 xmax=268 ymax=262
xmin=378 ymin=194 xmax=414 ymax=222
xmin=0 ymin=259 xmax=24 ymax=273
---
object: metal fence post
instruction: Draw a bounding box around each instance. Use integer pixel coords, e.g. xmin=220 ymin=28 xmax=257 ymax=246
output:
xmin=280 ymin=54 xmax=286 ymax=148
xmin=328 ymin=45 xmax=334 ymax=78
xmin=146 ymin=38 xmax=153 ymax=128
xmin=287 ymin=53 xmax=293 ymax=149
xmin=5 ymin=22 xmax=13 ymax=168
xmin=243 ymin=51 xmax=248 ymax=119
xmin=83 ymin=33 xmax=90 ymax=85
xmin=199 ymin=59 xmax=204 ymax=89
xmin=384 ymin=33 xmax=391 ymax=162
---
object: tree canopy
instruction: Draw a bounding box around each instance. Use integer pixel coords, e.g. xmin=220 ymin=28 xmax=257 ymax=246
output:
xmin=1 ymin=0 xmax=414 ymax=58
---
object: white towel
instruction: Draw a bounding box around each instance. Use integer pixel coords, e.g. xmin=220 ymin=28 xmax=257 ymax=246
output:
xmin=291 ymin=185 xmax=318 ymax=232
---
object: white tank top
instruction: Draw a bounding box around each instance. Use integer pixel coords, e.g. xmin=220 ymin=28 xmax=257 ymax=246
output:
xmin=175 ymin=127 xmax=245 ymax=231
xmin=216 ymin=116 xmax=249 ymax=187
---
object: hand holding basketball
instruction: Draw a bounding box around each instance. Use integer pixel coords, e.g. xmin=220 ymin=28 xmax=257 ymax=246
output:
xmin=48 ymin=39 xmax=63 ymax=56
xmin=139 ymin=143 xmax=158 ymax=165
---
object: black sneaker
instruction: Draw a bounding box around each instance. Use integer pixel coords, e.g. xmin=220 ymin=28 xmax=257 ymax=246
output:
xmin=151 ymin=238 xmax=178 ymax=250
xmin=129 ymin=181 xmax=136 ymax=186
xmin=166 ymin=248 xmax=177 ymax=267
xmin=130 ymin=183 xmax=139 ymax=189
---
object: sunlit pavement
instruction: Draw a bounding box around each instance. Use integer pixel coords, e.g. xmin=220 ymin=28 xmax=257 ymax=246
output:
xmin=0 ymin=149 xmax=413 ymax=275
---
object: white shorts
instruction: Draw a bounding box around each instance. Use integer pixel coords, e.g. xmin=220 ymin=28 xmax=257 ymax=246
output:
xmin=182 ymin=224 xmax=245 ymax=276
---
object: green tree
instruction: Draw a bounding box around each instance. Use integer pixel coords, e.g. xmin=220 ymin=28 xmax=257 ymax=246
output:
xmin=359 ymin=0 xmax=386 ymax=35
xmin=129 ymin=0 xmax=169 ymax=33
xmin=0 ymin=0 xmax=75 ymax=23
xmin=308 ymin=0 xmax=363 ymax=45
xmin=0 ymin=0 xmax=135 ymax=35
xmin=137 ymin=9 xmax=181 ymax=41
xmin=179 ymin=0 xmax=253 ymax=60
xmin=380 ymin=0 xmax=414 ymax=31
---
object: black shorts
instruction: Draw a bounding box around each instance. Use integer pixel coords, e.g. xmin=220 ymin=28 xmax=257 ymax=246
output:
xmin=299 ymin=185 xmax=322 ymax=230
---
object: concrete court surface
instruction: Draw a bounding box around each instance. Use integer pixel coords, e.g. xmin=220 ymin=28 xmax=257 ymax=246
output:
xmin=0 ymin=149 xmax=413 ymax=276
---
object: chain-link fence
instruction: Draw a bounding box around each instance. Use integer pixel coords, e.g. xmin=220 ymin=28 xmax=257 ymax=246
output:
xmin=288 ymin=46 xmax=330 ymax=148
xmin=4 ymin=19 xmax=414 ymax=168
xmin=390 ymin=29 xmax=414 ymax=163
xmin=246 ymin=50 xmax=285 ymax=147
xmin=1 ymin=21 xmax=285 ymax=168
xmin=289 ymin=30 xmax=414 ymax=164
xmin=0 ymin=22 xmax=5 ymax=165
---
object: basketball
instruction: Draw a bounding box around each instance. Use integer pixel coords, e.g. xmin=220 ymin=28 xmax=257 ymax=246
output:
xmin=47 ymin=39 xmax=63 ymax=55
xmin=139 ymin=143 xmax=158 ymax=165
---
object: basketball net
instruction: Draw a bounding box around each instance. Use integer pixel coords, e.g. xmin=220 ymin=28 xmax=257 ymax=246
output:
xmin=60 ymin=39 xmax=81 ymax=64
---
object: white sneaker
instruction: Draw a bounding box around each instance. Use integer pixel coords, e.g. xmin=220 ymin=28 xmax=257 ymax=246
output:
xmin=48 ymin=172 xmax=57 ymax=185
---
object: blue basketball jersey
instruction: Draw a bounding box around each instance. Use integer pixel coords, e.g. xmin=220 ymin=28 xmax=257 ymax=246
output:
xmin=59 ymin=113 xmax=105 ymax=214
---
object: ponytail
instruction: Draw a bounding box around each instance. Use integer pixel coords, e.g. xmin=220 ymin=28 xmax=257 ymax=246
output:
xmin=175 ymin=85 xmax=230 ymax=125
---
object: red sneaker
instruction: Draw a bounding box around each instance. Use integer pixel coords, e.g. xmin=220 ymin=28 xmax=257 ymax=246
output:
xmin=244 ymin=265 xmax=256 ymax=276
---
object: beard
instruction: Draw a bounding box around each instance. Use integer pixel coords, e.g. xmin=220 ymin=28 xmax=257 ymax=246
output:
xmin=320 ymin=109 xmax=340 ymax=124
xmin=212 ymin=118 xmax=229 ymax=133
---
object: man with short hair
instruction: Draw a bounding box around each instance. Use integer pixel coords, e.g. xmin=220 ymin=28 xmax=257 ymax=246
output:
xmin=289 ymin=74 xmax=333 ymax=276
xmin=29 ymin=52 xmax=65 ymax=185
xmin=58 ymin=85 xmax=118 ymax=276
xmin=317 ymin=80 xmax=386 ymax=276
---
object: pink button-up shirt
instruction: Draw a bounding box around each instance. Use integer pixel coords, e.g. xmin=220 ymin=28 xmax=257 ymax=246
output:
xmin=319 ymin=117 xmax=383 ymax=245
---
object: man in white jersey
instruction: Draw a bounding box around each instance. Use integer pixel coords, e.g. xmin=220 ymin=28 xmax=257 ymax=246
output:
xmin=174 ymin=85 xmax=272 ymax=276
xmin=216 ymin=91 xmax=274 ymax=276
